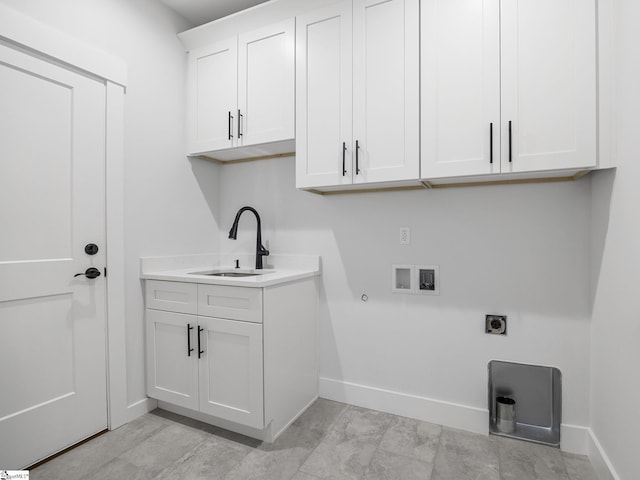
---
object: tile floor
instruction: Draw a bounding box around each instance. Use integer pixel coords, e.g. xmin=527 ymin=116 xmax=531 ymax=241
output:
xmin=32 ymin=399 xmax=599 ymax=480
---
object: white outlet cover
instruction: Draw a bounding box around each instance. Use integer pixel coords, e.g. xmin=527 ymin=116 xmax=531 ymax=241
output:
xmin=400 ymin=227 xmax=411 ymax=245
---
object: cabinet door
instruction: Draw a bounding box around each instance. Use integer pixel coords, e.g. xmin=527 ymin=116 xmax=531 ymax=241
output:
xmin=353 ymin=0 xmax=419 ymax=184
xmin=295 ymin=2 xmax=353 ymax=189
xmin=237 ymin=19 xmax=295 ymax=148
xmin=187 ymin=38 xmax=238 ymax=154
xmin=501 ymin=0 xmax=596 ymax=173
xmin=198 ymin=317 xmax=264 ymax=429
xmin=146 ymin=309 xmax=199 ymax=410
xmin=421 ymin=0 xmax=500 ymax=178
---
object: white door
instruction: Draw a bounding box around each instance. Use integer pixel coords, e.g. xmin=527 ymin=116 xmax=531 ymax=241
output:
xmin=501 ymin=0 xmax=596 ymax=173
xmin=187 ymin=38 xmax=238 ymax=154
xmin=421 ymin=0 xmax=501 ymax=178
xmin=146 ymin=309 xmax=199 ymax=410
xmin=198 ymin=317 xmax=264 ymax=429
xmin=295 ymin=1 xmax=353 ymax=189
xmin=0 ymin=43 xmax=107 ymax=469
xmin=353 ymin=0 xmax=419 ymax=184
xmin=237 ymin=19 xmax=295 ymax=148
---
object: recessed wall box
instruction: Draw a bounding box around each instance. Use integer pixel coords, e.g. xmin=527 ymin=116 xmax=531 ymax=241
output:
xmin=392 ymin=265 xmax=413 ymax=293
xmin=416 ymin=265 xmax=439 ymax=296
xmin=486 ymin=315 xmax=507 ymax=334
xmin=488 ymin=360 xmax=562 ymax=447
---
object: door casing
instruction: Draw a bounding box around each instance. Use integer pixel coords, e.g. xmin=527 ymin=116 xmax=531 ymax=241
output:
xmin=0 ymin=2 xmax=131 ymax=437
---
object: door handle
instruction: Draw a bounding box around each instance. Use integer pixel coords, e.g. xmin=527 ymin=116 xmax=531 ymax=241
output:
xmin=187 ymin=324 xmax=194 ymax=357
xmin=74 ymin=267 xmax=101 ymax=279
xmin=228 ymin=111 xmax=234 ymax=140
xmin=508 ymin=120 xmax=513 ymax=163
xmin=355 ymin=140 xmax=360 ymax=175
xmin=197 ymin=326 xmax=204 ymax=358
xmin=342 ymin=142 xmax=347 ymax=176
xmin=238 ymin=109 xmax=243 ymax=138
xmin=489 ymin=123 xmax=493 ymax=164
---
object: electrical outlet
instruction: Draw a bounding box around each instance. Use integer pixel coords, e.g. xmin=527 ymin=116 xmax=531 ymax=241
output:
xmin=486 ymin=315 xmax=507 ymax=335
xmin=399 ymin=227 xmax=411 ymax=245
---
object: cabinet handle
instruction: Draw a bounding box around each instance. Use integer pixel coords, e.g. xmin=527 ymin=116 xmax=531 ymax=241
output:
xmin=228 ymin=111 xmax=234 ymax=140
xmin=489 ymin=123 xmax=494 ymax=164
xmin=355 ymin=140 xmax=360 ymax=175
xmin=197 ymin=326 xmax=204 ymax=359
xmin=187 ymin=324 xmax=194 ymax=357
xmin=508 ymin=120 xmax=512 ymax=163
xmin=342 ymin=142 xmax=347 ymax=176
xmin=238 ymin=109 xmax=243 ymax=138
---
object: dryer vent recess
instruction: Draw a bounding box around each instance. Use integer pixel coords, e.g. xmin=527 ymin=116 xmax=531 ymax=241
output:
xmin=486 ymin=315 xmax=507 ymax=335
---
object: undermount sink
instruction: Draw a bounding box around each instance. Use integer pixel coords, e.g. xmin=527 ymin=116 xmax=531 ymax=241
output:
xmin=190 ymin=270 xmax=262 ymax=277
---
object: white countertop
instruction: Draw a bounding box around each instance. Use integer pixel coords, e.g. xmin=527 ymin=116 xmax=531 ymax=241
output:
xmin=140 ymin=253 xmax=320 ymax=288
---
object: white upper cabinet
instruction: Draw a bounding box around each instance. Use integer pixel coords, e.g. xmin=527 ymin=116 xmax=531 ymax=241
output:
xmin=237 ymin=20 xmax=295 ymax=149
xmin=421 ymin=0 xmax=500 ymax=178
xmin=421 ymin=0 xmax=596 ymax=180
xmin=296 ymin=0 xmax=419 ymax=189
xmin=501 ymin=0 xmax=596 ymax=173
xmin=296 ymin=2 xmax=353 ymax=189
xmin=188 ymin=38 xmax=237 ymax=154
xmin=187 ymin=19 xmax=295 ymax=159
xmin=352 ymin=0 xmax=420 ymax=185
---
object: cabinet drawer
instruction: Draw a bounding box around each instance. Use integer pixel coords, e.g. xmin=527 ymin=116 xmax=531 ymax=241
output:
xmin=146 ymin=280 xmax=197 ymax=314
xmin=198 ymin=284 xmax=262 ymax=323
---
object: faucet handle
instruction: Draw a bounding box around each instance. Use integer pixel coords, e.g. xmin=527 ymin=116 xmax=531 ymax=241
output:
xmin=234 ymin=259 xmax=240 ymax=269
xmin=258 ymin=245 xmax=269 ymax=257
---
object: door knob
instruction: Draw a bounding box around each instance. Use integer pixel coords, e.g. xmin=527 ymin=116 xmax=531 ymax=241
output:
xmin=85 ymin=243 xmax=99 ymax=255
xmin=74 ymin=267 xmax=101 ymax=279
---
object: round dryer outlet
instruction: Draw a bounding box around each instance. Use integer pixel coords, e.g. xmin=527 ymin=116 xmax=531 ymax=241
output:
xmin=485 ymin=315 xmax=507 ymax=335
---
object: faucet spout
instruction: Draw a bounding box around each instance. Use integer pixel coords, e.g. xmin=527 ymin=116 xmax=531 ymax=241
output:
xmin=228 ymin=206 xmax=270 ymax=269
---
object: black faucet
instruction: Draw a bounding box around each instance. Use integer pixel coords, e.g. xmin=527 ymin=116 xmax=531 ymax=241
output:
xmin=228 ymin=206 xmax=270 ymax=269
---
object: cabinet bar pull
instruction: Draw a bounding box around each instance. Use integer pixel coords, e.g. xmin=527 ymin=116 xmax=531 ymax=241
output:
xmin=238 ymin=109 xmax=243 ymax=138
xmin=489 ymin=123 xmax=493 ymax=164
xmin=342 ymin=142 xmax=347 ymax=176
xmin=187 ymin=324 xmax=194 ymax=357
xmin=228 ymin=111 xmax=234 ymax=140
xmin=197 ymin=326 xmax=204 ymax=359
xmin=355 ymin=140 xmax=360 ymax=175
xmin=508 ymin=121 xmax=512 ymax=163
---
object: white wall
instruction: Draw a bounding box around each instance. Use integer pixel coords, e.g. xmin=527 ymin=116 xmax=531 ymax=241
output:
xmin=0 ymin=0 xmax=222 ymax=412
xmin=3 ymin=0 xmax=626 ymax=471
xmin=219 ymin=157 xmax=593 ymax=437
xmin=590 ymin=0 xmax=640 ymax=477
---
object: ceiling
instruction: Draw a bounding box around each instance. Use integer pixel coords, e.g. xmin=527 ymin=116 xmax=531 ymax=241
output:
xmin=159 ymin=0 xmax=270 ymax=27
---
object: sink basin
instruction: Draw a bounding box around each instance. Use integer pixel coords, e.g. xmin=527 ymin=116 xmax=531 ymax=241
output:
xmin=206 ymin=272 xmax=260 ymax=277
xmin=190 ymin=270 xmax=261 ymax=277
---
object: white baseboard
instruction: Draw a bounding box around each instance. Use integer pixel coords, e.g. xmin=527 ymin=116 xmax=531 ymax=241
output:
xmin=560 ymin=423 xmax=589 ymax=455
xmin=124 ymin=397 xmax=157 ymax=424
xmin=320 ymin=377 xmax=589 ymax=455
xmin=588 ymin=429 xmax=620 ymax=480
xmin=319 ymin=377 xmax=488 ymax=435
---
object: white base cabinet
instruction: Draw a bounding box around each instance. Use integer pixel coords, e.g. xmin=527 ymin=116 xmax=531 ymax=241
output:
xmin=146 ymin=309 xmax=199 ymax=411
xmin=146 ymin=278 xmax=318 ymax=440
xmin=197 ymin=316 xmax=264 ymax=428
